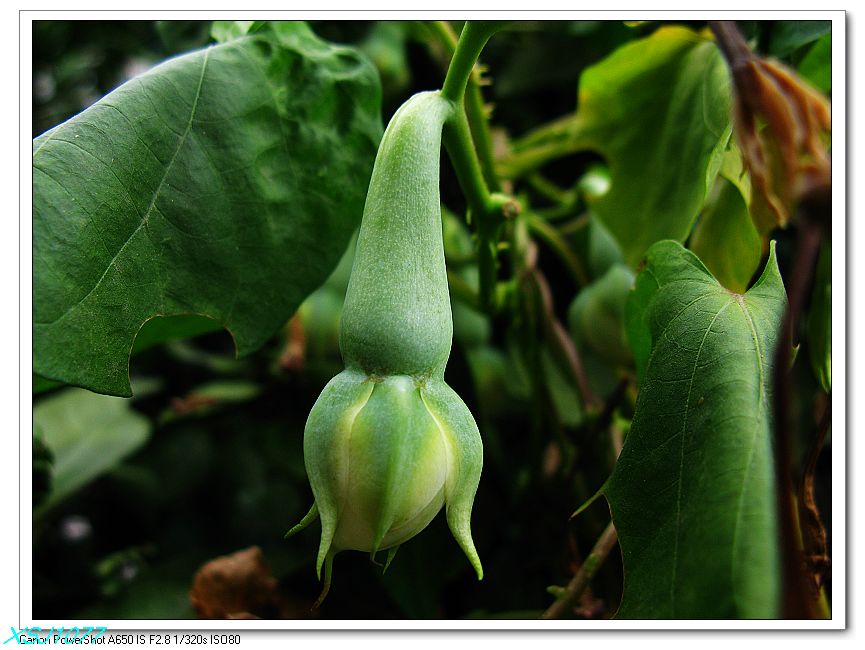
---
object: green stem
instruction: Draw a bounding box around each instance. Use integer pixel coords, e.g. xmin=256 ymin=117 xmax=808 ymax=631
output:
xmin=499 ymin=140 xmax=581 ymax=180
xmin=524 ymin=212 xmax=589 ymax=288
xmin=558 ymin=213 xmax=590 ymax=236
xmin=429 ymin=21 xmax=501 ymax=190
xmin=443 ymin=109 xmax=498 ymax=219
xmin=540 ymin=521 xmax=618 ymax=620
xmin=527 ymin=173 xmax=572 ymax=205
xmin=442 ymin=109 xmax=510 ymax=312
xmin=439 ymin=21 xmax=511 ymax=313
xmin=426 ymin=20 xmax=458 ymax=59
xmin=440 ymin=22 xmax=503 ymax=104
xmin=511 ymin=112 xmax=579 ymax=151
xmin=438 ymin=20 xmax=504 ymax=217
xmin=467 ymin=84 xmax=500 ymax=191
xmin=500 ymin=113 xmax=589 ymax=180
xmin=532 ymin=268 xmax=599 ymax=410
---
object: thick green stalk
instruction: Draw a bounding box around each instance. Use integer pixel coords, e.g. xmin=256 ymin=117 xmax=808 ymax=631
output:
xmin=466 ymin=82 xmax=500 ymax=191
xmin=431 ymin=20 xmax=501 ymax=191
xmin=442 ymin=109 xmax=510 ymax=312
xmin=440 ymin=22 xmax=503 ymax=104
xmin=443 ymin=109 xmax=499 ymax=220
xmin=440 ymin=21 xmax=507 ymax=225
xmin=439 ymin=21 xmax=510 ymax=312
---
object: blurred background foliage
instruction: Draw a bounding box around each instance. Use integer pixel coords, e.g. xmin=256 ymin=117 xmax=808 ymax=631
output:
xmin=33 ymin=19 xmax=832 ymax=619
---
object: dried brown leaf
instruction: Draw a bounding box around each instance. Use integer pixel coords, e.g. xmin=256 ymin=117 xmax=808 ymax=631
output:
xmin=713 ymin=21 xmax=831 ymax=232
xmin=189 ymin=547 xmax=279 ymax=619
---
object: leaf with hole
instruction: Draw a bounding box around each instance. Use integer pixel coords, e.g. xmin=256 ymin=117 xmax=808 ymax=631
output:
xmin=33 ymin=21 xmax=382 ymax=396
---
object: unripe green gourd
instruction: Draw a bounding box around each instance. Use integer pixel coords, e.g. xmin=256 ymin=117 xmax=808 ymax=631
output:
xmin=287 ymin=92 xmax=484 ymax=603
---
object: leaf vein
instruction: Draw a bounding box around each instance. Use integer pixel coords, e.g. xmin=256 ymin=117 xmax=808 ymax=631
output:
xmin=40 ymin=47 xmax=212 ymax=327
xmin=669 ymin=298 xmax=734 ymax=616
xmin=729 ymin=296 xmax=768 ymax=603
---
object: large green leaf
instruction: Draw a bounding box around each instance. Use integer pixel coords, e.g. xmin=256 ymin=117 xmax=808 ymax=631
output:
xmin=33 ymin=21 xmax=382 ymax=396
xmin=509 ymin=27 xmax=732 ymax=267
xmin=607 ymin=240 xmax=786 ymax=618
xmin=578 ymin=27 xmax=731 ymax=266
xmin=34 ymin=388 xmax=151 ymax=512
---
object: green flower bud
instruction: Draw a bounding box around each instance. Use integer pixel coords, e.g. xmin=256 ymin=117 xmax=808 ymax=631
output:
xmin=287 ymin=91 xmax=484 ymax=603
xmin=300 ymin=370 xmax=483 ymax=574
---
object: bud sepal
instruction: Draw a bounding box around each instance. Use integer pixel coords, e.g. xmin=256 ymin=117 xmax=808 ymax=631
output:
xmin=289 ymin=367 xmax=482 ymax=597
